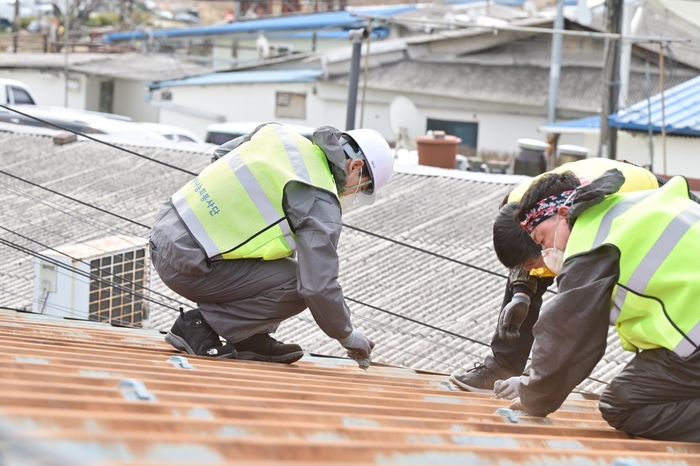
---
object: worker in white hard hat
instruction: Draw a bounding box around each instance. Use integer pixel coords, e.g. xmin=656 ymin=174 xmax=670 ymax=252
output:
xmin=149 ymin=122 xmax=394 ymax=367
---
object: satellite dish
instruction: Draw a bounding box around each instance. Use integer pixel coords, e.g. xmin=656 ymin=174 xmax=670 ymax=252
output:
xmin=389 ymin=96 xmax=423 ymax=152
xmin=577 ymin=0 xmax=592 ymax=25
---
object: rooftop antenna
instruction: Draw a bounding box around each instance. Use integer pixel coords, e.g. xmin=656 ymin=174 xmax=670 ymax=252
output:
xmin=389 ymin=96 xmax=422 ymax=154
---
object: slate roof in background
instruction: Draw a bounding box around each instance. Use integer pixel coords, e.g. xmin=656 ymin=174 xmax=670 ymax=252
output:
xmin=327 ymin=58 xmax=694 ymax=114
xmin=2 ymin=308 xmax=699 ymax=465
xmin=0 ymin=125 xmax=629 ymax=395
xmin=0 ymin=52 xmax=215 ymax=81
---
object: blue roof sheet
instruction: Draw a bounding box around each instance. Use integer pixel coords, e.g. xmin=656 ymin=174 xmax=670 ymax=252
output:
xmin=104 ymin=6 xmax=416 ymax=43
xmin=150 ymin=69 xmax=323 ymax=89
xmin=544 ymin=115 xmax=600 ymax=130
xmin=609 ymin=75 xmax=700 ymax=137
xmin=542 ymin=76 xmax=700 ymax=137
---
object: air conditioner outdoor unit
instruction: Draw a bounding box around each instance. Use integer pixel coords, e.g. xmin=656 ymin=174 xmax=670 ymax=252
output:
xmin=32 ymin=235 xmax=151 ymax=327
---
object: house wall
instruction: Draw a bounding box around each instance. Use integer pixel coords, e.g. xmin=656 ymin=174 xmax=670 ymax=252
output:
xmin=316 ymin=82 xmax=560 ymax=154
xmin=154 ymin=77 xmax=587 ymax=154
xmin=549 ymin=131 xmax=700 ymax=178
xmin=84 ymin=76 xmax=101 ymax=112
xmin=0 ymin=69 xmax=156 ymax=122
xmin=113 ymin=79 xmax=158 ymax=122
xmin=0 ymin=68 xmax=87 ymax=108
xmin=617 ymin=131 xmax=700 ymax=177
xmin=152 ymin=81 xmax=321 ymax=139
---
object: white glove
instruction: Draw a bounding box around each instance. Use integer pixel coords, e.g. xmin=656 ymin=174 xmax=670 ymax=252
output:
xmin=339 ymin=330 xmax=374 ymax=358
xmin=339 ymin=330 xmax=375 ymax=370
xmin=493 ymin=376 xmax=521 ymax=400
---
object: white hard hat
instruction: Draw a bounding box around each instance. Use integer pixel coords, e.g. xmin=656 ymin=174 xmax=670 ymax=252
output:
xmin=343 ymin=129 xmax=394 ymax=205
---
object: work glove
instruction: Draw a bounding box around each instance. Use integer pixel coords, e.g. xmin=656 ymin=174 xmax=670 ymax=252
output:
xmin=493 ymin=376 xmax=521 ymax=400
xmin=339 ymin=330 xmax=375 ymax=370
xmin=498 ymin=294 xmax=531 ymax=340
xmin=509 ymin=398 xmax=544 ymax=418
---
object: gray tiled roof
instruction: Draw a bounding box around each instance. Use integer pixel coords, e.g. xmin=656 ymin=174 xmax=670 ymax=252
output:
xmin=327 ymin=58 xmax=696 ymax=114
xmin=0 ymin=52 xmax=215 ymax=81
xmin=0 ymin=126 xmax=632 ymax=394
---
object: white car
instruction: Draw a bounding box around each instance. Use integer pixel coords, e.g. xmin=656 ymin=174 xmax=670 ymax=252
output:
xmin=139 ymin=122 xmax=203 ymax=143
xmin=1 ymin=105 xmax=169 ymax=141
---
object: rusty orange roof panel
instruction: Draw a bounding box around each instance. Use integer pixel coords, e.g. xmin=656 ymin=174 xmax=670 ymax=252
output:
xmin=0 ymin=309 xmax=698 ymax=466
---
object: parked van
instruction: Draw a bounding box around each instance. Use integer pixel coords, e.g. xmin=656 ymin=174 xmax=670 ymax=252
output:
xmin=205 ymin=122 xmax=316 ymax=145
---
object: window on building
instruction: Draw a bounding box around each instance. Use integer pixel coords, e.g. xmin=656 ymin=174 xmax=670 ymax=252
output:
xmin=427 ymin=118 xmax=478 ymax=155
xmin=275 ymin=92 xmax=306 ymax=119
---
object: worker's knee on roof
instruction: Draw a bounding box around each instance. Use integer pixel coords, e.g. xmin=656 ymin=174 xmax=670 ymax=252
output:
xmin=598 ymin=380 xmax=632 ymax=430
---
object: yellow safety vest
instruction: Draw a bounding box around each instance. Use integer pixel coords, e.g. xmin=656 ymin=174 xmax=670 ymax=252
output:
xmin=508 ymin=158 xmax=660 ymax=277
xmin=565 ymin=176 xmax=700 ymax=358
xmin=172 ymin=124 xmax=339 ymax=261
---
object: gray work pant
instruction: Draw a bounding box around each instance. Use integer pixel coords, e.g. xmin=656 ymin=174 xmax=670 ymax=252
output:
xmin=599 ymin=347 xmax=700 ymax=442
xmin=151 ymin=247 xmax=307 ymax=344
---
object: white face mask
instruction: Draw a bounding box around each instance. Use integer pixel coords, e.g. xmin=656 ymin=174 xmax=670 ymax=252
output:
xmin=339 ymin=192 xmax=357 ymax=210
xmin=541 ymin=214 xmax=565 ymax=275
xmin=340 ymin=166 xmax=369 ymax=210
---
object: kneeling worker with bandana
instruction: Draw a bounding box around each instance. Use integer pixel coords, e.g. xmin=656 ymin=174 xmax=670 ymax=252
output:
xmin=498 ymin=169 xmax=700 ymax=442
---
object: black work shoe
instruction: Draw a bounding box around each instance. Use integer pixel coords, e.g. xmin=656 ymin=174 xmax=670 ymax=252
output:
xmin=165 ymin=309 xmax=237 ymax=359
xmin=450 ymin=363 xmax=504 ymax=393
xmin=234 ymin=333 xmax=304 ymax=364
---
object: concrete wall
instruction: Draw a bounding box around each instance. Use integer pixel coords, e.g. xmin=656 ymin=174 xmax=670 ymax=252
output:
xmin=113 ymin=79 xmax=158 ymax=122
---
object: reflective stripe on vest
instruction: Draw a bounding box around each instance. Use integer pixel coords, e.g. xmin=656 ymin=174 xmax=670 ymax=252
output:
xmin=173 ymin=124 xmax=338 ymax=260
xmin=565 ymin=177 xmax=700 ymax=357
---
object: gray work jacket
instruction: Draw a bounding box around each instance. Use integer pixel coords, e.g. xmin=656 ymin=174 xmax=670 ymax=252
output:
xmin=151 ymin=124 xmax=354 ymax=341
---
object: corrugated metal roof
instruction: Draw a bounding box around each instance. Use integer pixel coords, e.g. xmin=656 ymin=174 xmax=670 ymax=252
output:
xmin=103 ymin=6 xmax=417 ymax=43
xmin=609 ymin=74 xmax=700 ymax=137
xmin=1 ymin=308 xmax=699 ymax=465
xmin=150 ymin=69 xmax=323 ymax=90
xmin=541 ymin=75 xmax=700 ymax=137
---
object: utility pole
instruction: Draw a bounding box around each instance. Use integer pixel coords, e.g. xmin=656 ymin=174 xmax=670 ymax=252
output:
xmin=618 ymin=0 xmax=637 ymax=108
xmin=546 ymin=0 xmax=565 ymax=169
xmin=659 ymin=42 xmax=667 ymax=174
xmin=12 ymin=0 xmax=19 ymax=52
xmin=598 ymin=0 xmax=623 ymax=159
xmin=345 ymin=28 xmax=367 ymax=131
xmin=63 ymin=0 xmax=70 ymax=108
